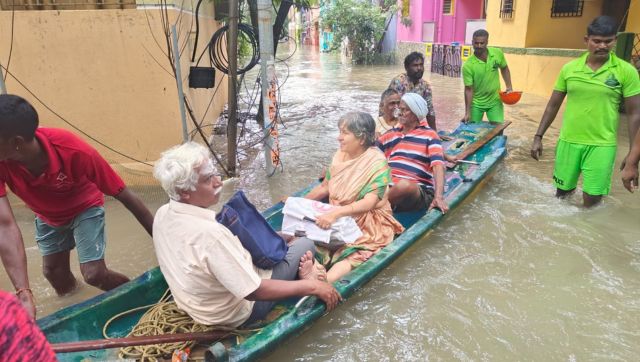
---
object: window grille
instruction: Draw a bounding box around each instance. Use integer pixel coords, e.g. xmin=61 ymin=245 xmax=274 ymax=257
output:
xmin=632 ymin=34 xmax=640 ymax=73
xmin=443 ymin=0 xmax=454 ymax=15
xmin=500 ymin=0 xmax=514 ymax=19
xmin=551 ymin=0 xmax=584 ymax=18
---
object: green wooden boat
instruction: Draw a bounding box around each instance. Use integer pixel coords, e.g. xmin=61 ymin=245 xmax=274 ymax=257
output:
xmin=38 ymin=122 xmax=509 ymax=361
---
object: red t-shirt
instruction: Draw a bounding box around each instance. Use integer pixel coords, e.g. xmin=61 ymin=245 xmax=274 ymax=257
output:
xmin=0 ymin=291 xmax=57 ymax=362
xmin=0 ymin=128 xmax=126 ymax=226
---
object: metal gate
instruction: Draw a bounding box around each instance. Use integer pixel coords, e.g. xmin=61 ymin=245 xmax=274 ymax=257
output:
xmin=430 ymin=44 xmax=461 ymax=78
xmin=431 ymin=44 xmax=444 ymax=75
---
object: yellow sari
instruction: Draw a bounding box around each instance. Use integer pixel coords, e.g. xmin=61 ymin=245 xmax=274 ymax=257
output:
xmin=320 ymin=147 xmax=404 ymax=267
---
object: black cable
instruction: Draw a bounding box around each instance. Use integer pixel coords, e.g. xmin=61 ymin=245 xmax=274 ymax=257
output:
xmin=141 ymin=43 xmax=174 ymax=77
xmin=178 ymin=14 xmax=194 ymax=60
xmin=275 ymin=35 xmax=298 ymax=62
xmin=197 ymin=73 xmax=227 ymax=128
xmin=190 ymin=0 xmax=205 ymax=62
xmin=207 ymin=23 xmax=260 ymax=74
xmin=142 ymin=7 xmax=170 ymax=62
xmin=237 ymin=77 xmax=260 ymax=138
xmin=275 ymin=56 xmax=291 ymax=92
xmin=189 ymin=13 xmax=296 ymax=175
xmin=0 ymin=65 xmax=153 ymax=167
xmin=183 ymin=97 xmax=231 ymax=177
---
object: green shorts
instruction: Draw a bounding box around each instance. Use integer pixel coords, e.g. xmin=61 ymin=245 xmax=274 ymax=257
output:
xmin=34 ymin=206 xmax=106 ymax=263
xmin=553 ymin=140 xmax=617 ymax=196
xmin=470 ymin=102 xmax=504 ymax=123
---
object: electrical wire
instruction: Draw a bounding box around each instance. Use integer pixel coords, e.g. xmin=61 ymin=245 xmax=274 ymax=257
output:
xmin=186 ymin=0 xmax=300 ymax=176
xmin=275 ymin=35 xmax=298 ymax=62
xmin=141 ymin=43 xmax=174 ymax=77
xmin=238 ymin=32 xmax=301 ymax=175
xmin=151 ymin=0 xmax=233 ymax=176
xmin=1 ymin=0 xmax=272 ymax=174
xmin=2 ymin=0 xmax=16 ymax=83
xmin=197 ymin=73 xmax=227 ymax=129
xmin=206 ymin=23 xmax=260 ymax=75
xmin=0 ymin=64 xmax=153 ymax=167
xmin=142 ymin=6 xmax=170 ymax=63
xmin=190 ymin=0 xmax=205 ymax=62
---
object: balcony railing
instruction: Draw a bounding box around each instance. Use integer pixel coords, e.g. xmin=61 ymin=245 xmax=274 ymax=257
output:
xmin=0 ymin=0 xmax=136 ymax=10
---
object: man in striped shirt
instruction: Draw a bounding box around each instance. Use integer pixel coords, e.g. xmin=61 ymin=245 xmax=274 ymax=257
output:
xmin=377 ymin=93 xmax=448 ymax=213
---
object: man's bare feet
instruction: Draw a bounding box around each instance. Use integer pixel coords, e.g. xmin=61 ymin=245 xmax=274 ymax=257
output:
xmin=314 ymin=263 xmax=327 ymax=282
xmin=298 ymin=251 xmax=315 ymax=279
xmin=298 ymin=251 xmax=327 ymax=281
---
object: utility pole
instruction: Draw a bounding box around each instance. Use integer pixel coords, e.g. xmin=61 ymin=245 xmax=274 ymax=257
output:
xmin=170 ymin=25 xmax=189 ymax=142
xmin=257 ymin=0 xmax=276 ymax=175
xmin=255 ymin=0 xmax=294 ymax=128
xmin=227 ymin=0 xmax=239 ymax=176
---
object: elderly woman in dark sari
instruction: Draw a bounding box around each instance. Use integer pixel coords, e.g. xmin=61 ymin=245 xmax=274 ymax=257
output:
xmin=305 ymin=112 xmax=404 ymax=283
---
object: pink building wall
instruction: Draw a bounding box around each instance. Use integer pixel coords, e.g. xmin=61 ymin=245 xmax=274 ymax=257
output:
xmin=396 ymin=0 xmax=483 ymax=44
xmin=302 ymin=8 xmax=320 ymax=46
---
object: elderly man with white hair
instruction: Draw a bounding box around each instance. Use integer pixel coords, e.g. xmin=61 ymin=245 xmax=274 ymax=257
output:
xmin=152 ymin=142 xmax=340 ymax=327
xmin=377 ymin=93 xmax=448 ymax=213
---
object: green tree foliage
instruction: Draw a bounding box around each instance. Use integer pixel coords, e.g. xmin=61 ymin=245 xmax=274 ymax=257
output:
xmin=322 ymin=0 xmax=387 ymax=64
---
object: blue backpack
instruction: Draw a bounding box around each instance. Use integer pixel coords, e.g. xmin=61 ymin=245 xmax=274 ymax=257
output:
xmin=215 ymin=190 xmax=288 ymax=269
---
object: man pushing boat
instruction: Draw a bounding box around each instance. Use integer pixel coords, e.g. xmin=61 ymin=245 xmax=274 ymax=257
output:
xmin=152 ymin=142 xmax=340 ymax=327
xmin=0 ymin=94 xmax=154 ymax=318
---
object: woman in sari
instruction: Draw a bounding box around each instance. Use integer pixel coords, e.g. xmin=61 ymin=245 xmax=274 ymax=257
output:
xmin=305 ymin=112 xmax=404 ymax=283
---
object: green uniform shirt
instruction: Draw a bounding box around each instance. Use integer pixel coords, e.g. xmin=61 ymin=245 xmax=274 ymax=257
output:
xmin=555 ymin=52 xmax=640 ymax=146
xmin=462 ymin=47 xmax=508 ymax=108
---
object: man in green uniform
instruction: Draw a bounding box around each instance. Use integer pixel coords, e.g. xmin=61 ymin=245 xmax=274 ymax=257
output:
xmin=531 ymin=16 xmax=640 ymax=207
xmin=462 ymin=29 xmax=513 ymax=123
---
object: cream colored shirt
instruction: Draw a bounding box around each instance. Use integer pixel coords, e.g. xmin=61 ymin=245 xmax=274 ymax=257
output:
xmin=375 ymin=116 xmax=396 ymax=135
xmin=153 ymin=200 xmax=272 ymax=327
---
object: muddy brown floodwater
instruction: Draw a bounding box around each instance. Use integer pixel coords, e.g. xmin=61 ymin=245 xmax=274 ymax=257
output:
xmin=2 ymin=45 xmax=639 ymax=360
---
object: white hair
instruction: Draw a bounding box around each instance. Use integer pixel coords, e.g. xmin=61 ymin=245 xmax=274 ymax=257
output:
xmin=153 ymin=142 xmax=212 ymax=201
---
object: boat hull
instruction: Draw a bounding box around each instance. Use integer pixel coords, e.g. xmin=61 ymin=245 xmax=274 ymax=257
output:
xmin=38 ymin=123 xmax=508 ymax=361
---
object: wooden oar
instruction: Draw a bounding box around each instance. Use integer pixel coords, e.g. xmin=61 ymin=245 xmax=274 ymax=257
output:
xmin=451 ymin=121 xmax=512 ymax=162
xmin=51 ymin=330 xmax=230 ymax=353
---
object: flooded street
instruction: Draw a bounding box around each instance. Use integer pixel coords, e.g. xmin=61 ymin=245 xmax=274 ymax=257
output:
xmin=3 ymin=45 xmax=640 ymax=360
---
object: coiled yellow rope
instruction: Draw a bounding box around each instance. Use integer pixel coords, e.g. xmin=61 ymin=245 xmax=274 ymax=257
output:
xmin=102 ymin=289 xmax=246 ymax=361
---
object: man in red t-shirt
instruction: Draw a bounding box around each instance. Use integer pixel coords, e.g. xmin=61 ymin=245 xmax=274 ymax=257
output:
xmin=0 ymin=94 xmax=153 ymax=318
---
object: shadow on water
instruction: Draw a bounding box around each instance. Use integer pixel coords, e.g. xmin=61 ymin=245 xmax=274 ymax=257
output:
xmin=2 ymin=45 xmax=639 ymax=360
